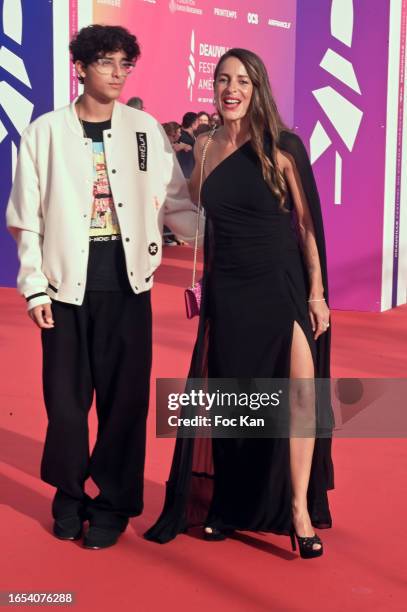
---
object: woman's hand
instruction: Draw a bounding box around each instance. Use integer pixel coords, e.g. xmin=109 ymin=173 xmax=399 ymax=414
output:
xmin=308 ymin=299 xmax=330 ymax=340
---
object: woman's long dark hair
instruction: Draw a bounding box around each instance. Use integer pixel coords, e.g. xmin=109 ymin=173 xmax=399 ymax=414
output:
xmin=214 ymin=48 xmax=290 ymax=209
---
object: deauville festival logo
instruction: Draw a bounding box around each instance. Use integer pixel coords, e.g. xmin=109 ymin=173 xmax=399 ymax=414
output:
xmin=0 ymin=0 xmax=34 ymax=179
xmin=187 ymin=30 xmax=196 ymax=102
xmin=309 ymin=0 xmax=363 ymax=205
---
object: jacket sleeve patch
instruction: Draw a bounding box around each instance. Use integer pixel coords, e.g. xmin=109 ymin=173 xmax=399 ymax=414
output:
xmin=148 ymin=242 xmax=158 ymax=255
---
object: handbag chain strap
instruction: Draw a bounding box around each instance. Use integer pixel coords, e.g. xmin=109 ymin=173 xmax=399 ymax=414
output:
xmin=191 ymin=126 xmax=216 ymax=287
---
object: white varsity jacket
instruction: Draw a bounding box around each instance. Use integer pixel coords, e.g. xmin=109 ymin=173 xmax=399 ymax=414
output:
xmin=6 ymin=99 xmax=203 ymax=309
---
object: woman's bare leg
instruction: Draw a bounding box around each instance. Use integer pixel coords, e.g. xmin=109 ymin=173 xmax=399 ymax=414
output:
xmin=289 ymin=321 xmax=321 ymax=550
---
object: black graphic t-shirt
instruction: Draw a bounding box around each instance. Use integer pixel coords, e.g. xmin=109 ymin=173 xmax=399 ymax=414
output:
xmin=82 ymin=119 xmax=130 ymax=291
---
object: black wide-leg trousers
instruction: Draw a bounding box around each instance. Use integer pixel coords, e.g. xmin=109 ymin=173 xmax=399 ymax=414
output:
xmin=40 ymin=290 xmax=152 ymax=529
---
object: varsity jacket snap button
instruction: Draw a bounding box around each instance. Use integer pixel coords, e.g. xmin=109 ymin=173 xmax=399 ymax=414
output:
xmin=112 ymin=169 xmax=116 ymax=174
xmin=148 ymin=242 xmax=158 ymax=255
xmin=125 ymin=237 xmax=130 ymax=242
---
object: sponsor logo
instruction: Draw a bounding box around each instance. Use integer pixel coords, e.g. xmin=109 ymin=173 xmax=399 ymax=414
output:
xmin=268 ymin=19 xmax=291 ymax=29
xmin=214 ymin=7 xmax=237 ymax=19
xmin=169 ymin=0 xmax=203 ymax=16
xmin=247 ymin=12 xmax=259 ymax=25
xmin=96 ymin=0 xmax=121 ymax=6
xmin=136 ymin=133 xmax=148 ymax=171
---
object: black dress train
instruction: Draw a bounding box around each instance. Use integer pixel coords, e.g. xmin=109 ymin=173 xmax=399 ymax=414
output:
xmin=144 ymin=131 xmax=335 ymax=543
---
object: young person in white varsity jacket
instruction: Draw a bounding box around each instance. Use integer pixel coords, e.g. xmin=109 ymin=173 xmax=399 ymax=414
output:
xmin=6 ymin=25 xmax=202 ymax=550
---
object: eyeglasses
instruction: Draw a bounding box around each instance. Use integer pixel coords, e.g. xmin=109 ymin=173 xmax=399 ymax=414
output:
xmin=93 ymin=57 xmax=135 ymax=76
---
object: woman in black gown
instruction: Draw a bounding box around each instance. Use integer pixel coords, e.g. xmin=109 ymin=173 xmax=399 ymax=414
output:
xmin=145 ymin=49 xmax=334 ymax=558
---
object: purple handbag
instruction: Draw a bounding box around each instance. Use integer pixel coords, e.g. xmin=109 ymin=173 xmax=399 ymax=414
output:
xmin=184 ymin=128 xmax=215 ymax=319
xmin=184 ymin=279 xmax=203 ymax=319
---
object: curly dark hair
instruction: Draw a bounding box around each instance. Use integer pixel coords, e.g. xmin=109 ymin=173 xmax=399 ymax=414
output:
xmin=70 ymin=25 xmax=141 ymax=83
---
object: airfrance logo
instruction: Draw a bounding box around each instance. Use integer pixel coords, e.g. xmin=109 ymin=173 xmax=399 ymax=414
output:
xmin=136 ymin=132 xmax=148 ymax=171
xmin=247 ymin=12 xmax=259 ymax=25
xmin=268 ymin=19 xmax=291 ymax=29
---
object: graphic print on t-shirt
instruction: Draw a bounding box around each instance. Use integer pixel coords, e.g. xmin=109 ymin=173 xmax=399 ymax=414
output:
xmin=89 ymin=142 xmax=120 ymax=239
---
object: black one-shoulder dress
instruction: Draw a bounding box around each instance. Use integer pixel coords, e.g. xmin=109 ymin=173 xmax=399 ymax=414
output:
xmin=144 ymin=131 xmax=335 ymax=543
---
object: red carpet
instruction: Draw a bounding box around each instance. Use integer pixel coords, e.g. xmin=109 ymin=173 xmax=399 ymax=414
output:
xmin=1 ymin=246 xmax=406 ymax=612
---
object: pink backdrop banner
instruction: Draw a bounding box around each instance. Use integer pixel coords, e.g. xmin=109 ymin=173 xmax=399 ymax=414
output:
xmin=92 ymin=0 xmax=404 ymax=312
xmin=93 ymin=0 xmax=297 ymax=125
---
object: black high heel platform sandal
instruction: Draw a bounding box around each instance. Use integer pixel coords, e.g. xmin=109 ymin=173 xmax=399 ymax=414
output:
xmin=289 ymin=527 xmax=323 ymax=559
xmin=203 ymin=526 xmax=233 ymax=541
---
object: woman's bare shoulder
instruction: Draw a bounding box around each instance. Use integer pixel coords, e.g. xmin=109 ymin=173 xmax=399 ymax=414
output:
xmin=276 ymin=147 xmax=293 ymax=173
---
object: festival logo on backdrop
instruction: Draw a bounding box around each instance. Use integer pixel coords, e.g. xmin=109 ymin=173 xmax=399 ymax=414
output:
xmin=187 ymin=30 xmax=196 ymax=102
xmin=0 ymin=0 xmax=53 ymax=287
xmin=308 ymin=0 xmax=363 ymax=205
xmin=188 ymin=32 xmax=230 ymax=105
xmin=0 ymin=0 xmax=34 ymax=179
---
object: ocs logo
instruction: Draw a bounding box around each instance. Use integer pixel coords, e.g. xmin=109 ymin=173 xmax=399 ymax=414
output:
xmin=247 ymin=12 xmax=259 ymax=25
